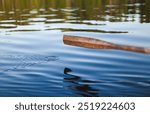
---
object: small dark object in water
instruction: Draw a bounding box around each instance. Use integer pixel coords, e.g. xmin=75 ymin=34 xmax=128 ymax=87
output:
xmin=64 ymin=68 xmax=72 ymax=74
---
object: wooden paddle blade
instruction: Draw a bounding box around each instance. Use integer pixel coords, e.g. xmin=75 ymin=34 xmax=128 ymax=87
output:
xmin=63 ymin=35 xmax=150 ymax=54
xmin=63 ymin=35 xmax=116 ymax=49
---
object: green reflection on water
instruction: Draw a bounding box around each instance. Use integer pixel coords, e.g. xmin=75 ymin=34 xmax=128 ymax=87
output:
xmin=0 ymin=0 xmax=150 ymax=29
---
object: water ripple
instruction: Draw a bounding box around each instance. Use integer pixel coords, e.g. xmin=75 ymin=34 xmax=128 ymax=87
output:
xmin=0 ymin=0 xmax=150 ymax=96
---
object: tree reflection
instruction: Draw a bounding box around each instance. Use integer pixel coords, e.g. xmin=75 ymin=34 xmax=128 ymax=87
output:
xmin=0 ymin=0 xmax=150 ymax=25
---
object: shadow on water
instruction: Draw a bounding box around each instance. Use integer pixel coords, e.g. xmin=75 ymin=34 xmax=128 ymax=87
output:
xmin=64 ymin=68 xmax=100 ymax=97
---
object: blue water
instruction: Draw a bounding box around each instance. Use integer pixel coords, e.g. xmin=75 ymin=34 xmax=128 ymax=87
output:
xmin=0 ymin=0 xmax=150 ymax=96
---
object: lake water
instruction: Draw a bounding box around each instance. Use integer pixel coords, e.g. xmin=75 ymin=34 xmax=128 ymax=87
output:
xmin=0 ymin=0 xmax=150 ymax=97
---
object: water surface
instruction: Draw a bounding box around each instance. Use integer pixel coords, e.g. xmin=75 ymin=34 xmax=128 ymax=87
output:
xmin=0 ymin=0 xmax=150 ymax=97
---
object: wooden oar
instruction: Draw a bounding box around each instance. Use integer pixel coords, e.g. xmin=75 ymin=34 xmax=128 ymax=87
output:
xmin=63 ymin=35 xmax=150 ymax=54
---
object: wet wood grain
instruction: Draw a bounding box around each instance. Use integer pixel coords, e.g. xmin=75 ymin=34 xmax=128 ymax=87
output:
xmin=63 ymin=35 xmax=150 ymax=54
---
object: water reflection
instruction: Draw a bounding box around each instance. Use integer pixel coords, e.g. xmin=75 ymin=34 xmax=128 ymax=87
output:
xmin=64 ymin=68 xmax=99 ymax=97
xmin=0 ymin=0 xmax=150 ymax=28
xmin=0 ymin=0 xmax=150 ymax=97
xmin=0 ymin=0 xmax=150 ymax=33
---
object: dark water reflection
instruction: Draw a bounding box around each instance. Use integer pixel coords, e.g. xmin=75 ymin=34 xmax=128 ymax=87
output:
xmin=64 ymin=68 xmax=100 ymax=97
xmin=0 ymin=0 xmax=150 ymax=96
